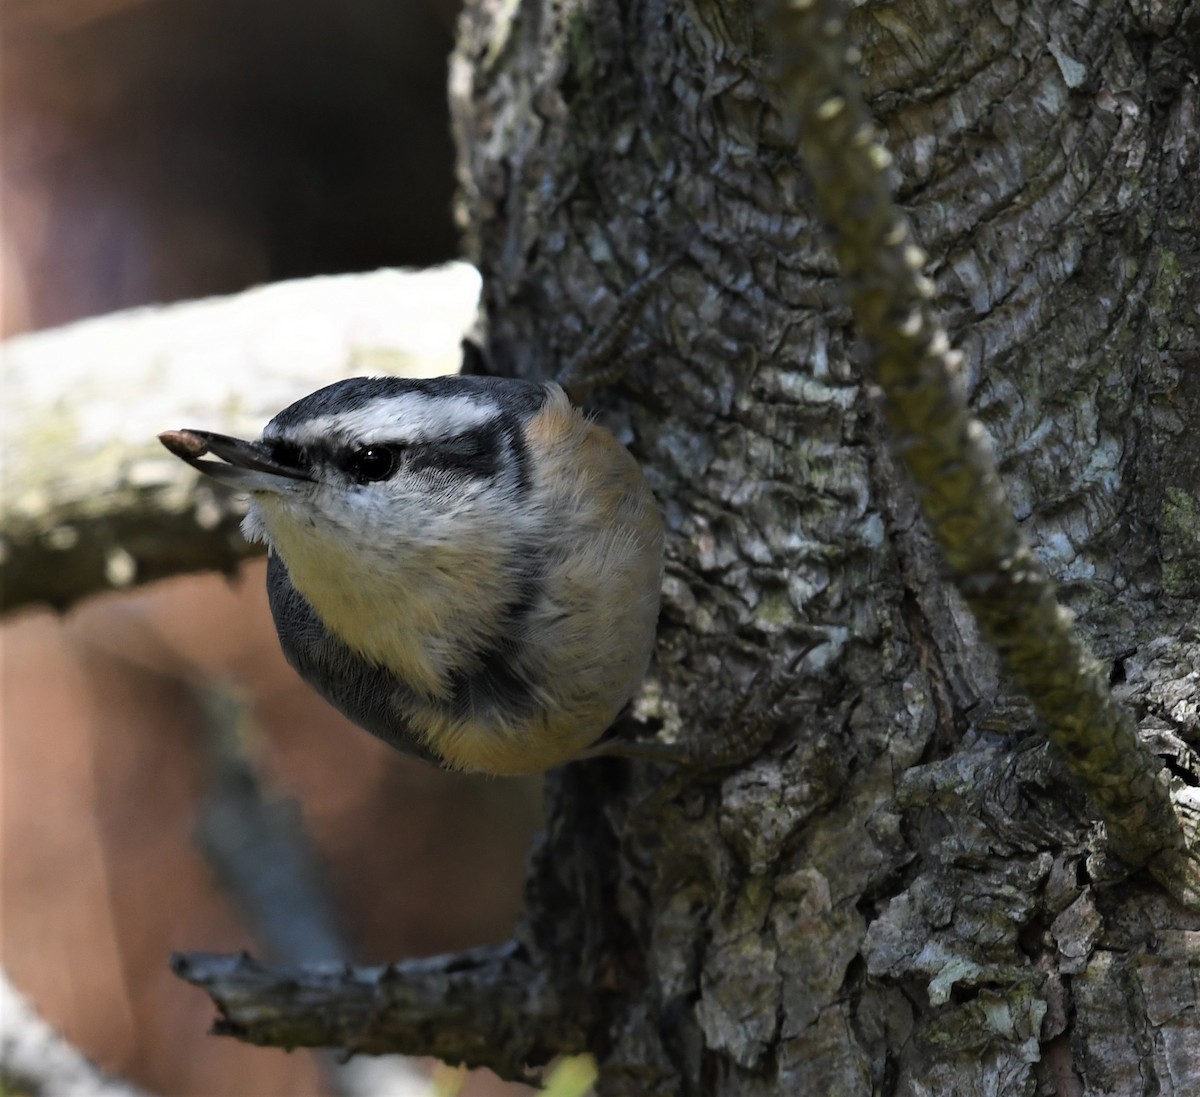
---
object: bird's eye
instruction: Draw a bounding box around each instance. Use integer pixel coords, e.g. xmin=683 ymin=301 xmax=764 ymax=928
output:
xmin=347 ymin=445 xmax=399 ymax=484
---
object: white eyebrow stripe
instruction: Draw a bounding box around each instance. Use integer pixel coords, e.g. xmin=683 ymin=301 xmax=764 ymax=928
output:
xmin=270 ymin=393 xmax=499 ymax=446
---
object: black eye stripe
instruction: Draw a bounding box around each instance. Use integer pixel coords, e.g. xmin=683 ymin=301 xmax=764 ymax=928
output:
xmin=270 ymin=440 xmax=310 ymax=470
xmin=405 ymin=424 xmax=503 ymax=479
xmin=503 ymin=416 xmax=531 ymax=496
xmin=282 ymin=419 xmax=522 ymax=485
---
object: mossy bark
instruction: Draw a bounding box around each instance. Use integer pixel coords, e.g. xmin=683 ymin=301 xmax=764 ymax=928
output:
xmin=449 ymin=0 xmax=1200 ymax=1092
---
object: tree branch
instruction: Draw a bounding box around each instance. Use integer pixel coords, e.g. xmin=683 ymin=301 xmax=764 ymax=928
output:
xmin=192 ymin=686 xmax=351 ymax=965
xmin=0 ymin=265 xmax=480 ymax=615
xmin=0 ymin=968 xmax=153 ymax=1097
xmin=170 ymin=945 xmax=591 ymax=1079
xmin=761 ymin=0 xmax=1199 ymax=902
xmin=184 ymin=686 xmax=441 ymax=1094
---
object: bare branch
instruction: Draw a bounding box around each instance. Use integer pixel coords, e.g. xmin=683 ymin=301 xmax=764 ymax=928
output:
xmin=761 ymin=0 xmax=1199 ymax=901
xmin=174 ymin=694 xmax=595 ymax=1073
xmin=0 ymin=968 xmax=154 ymax=1097
xmin=191 ymin=687 xmax=438 ymax=1095
xmin=0 ymin=265 xmax=480 ymax=615
xmin=170 ymin=945 xmax=591 ymax=1079
xmin=193 ymin=687 xmax=350 ymax=965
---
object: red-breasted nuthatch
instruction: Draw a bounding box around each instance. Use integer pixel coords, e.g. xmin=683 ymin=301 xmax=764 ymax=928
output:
xmin=159 ymin=374 xmax=664 ymax=775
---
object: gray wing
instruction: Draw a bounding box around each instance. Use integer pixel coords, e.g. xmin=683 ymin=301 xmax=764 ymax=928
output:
xmin=265 ymin=552 xmax=443 ymax=766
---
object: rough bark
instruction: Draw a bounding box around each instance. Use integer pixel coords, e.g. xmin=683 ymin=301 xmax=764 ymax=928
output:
xmin=441 ymin=0 xmax=1200 ymax=1092
xmin=765 ymin=0 xmax=1197 ymax=893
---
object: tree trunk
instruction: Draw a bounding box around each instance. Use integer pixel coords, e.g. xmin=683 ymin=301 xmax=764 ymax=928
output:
xmin=449 ymin=0 xmax=1200 ymax=1093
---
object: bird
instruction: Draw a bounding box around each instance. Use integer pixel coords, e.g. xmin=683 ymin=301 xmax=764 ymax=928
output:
xmin=159 ymin=372 xmax=664 ymax=776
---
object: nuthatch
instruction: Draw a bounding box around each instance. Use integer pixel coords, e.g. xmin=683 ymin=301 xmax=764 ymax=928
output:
xmin=160 ymin=373 xmax=664 ymax=775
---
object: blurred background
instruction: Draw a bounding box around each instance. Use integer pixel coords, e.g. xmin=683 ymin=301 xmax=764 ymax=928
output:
xmin=2 ymin=2 xmax=546 ymax=1093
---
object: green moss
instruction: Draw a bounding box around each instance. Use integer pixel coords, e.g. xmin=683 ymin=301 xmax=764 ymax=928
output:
xmin=754 ymin=586 xmax=796 ymax=631
xmin=1160 ymin=486 xmax=1200 ymax=596
xmin=565 ymin=9 xmax=599 ymax=87
xmin=1161 ymin=485 xmax=1197 ymax=532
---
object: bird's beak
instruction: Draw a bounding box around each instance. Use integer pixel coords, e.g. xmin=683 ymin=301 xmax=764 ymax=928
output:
xmin=158 ymin=429 xmax=312 ymax=493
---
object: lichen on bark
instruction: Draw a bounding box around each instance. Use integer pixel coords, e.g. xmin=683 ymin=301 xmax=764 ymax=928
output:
xmin=447 ymin=0 xmax=1200 ymax=1091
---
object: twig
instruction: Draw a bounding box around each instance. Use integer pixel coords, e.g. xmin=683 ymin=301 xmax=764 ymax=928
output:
xmin=192 ymin=686 xmax=436 ymax=1094
xmin=0 ymin=968 xmax=154 ymax=1097
xmin=170 ymin=945 xmax=591 ymax=1079
xmin=761 ymin=0 xmax=1199 ymax=902
xmin=194 ymin=687 xmax=349 ymax=964
xmin=554 ymin=251 xmax=687 ymax=405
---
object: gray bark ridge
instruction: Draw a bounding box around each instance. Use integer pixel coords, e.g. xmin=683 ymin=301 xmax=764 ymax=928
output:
xmin=448 ymin=0 xmax=1200 ymax=1093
